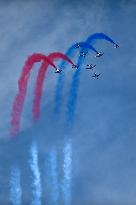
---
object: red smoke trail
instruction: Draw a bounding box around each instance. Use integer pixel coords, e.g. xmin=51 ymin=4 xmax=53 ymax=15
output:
xmin=33 ymin=52 xmax=74 ymax=120
xmin=11 ymin=53 xmax=57 ymax=136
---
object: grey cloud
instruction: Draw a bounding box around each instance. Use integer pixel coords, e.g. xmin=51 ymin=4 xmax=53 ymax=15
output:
xmin=0 ymin=0 xmax=136 ymax=204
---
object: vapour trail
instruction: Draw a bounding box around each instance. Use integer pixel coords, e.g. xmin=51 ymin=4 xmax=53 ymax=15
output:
xmin=54 ymin=41 xmax=99 ymax=114
xmin=87 ymin=32 xmax=117 ymax=46
xmin=33 ymin=52 xmax=74 ymax=120
xmin=11 ymin=53 xmax=57 ymax=136
xmin=62 ymin=139 xmax=72 ymax=205
xmin=10 ymin=166 xmax=22 ymax=205
xmin=29 ymin=142 xmax=42 ymax=205
xmin=49 ymin=147 xmax=59 ymax=205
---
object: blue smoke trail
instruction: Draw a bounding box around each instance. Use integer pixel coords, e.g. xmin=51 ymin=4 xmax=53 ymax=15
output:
xmin=54 ymin=46 xmax=76 ymax=114
xmin=10 ymin=166 xmax=22 ymax=205
xmin=87 ymin=32 xmax=116 ymax=45
xmin=30 ymin=142 xmax=42 ymax=205
xmin=63 ymin=139 xmax=72 ymax=205
xmin=66 ymin=33 xmax=118 ymax=124
xmin=54 ymin=42 xmax=98 ymax=115
xmin=49 ymin=147 xmax=59 ymax=205
xmin=66 ymin=55 xmax=85 ymax=125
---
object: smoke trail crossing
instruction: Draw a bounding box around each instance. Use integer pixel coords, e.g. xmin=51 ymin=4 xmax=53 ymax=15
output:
xmin=55 ymin=42 xmax=99 ymax=114
xmin=33 ymin=52 xmax=74 ymax=120
xmin=30 ymin=142 xmax=42 ymax=205
xmin=10 ymin=166 xmax=22 ymax=205
xmin=63 ymin=139 xmax=72 ymax=205
xmin=11 ymin=53 xmax=57 ymax=136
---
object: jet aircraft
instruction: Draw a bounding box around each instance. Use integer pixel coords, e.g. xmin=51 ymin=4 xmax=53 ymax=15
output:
xmin=92 ymin=72 xmax=101 ymax=79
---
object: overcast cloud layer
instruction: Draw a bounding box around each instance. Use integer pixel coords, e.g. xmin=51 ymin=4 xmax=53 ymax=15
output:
xmin=0 ymin=0 xmax=136 ymax=204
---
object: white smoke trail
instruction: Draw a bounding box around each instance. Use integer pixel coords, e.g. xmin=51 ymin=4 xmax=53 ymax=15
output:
xmin=30 ymin=141 xmax=42 ymax=205
xmin=63 ymin=139 xmax=72 ymax=205
xmin=10 ymin=166 xmax=22 ymax=205
xmin=49 ymin=147 xmax=59 ymax=204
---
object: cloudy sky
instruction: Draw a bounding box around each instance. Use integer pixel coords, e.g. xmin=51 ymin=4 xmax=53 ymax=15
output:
xmin=0 ymin=0 xmax=136 ymax=204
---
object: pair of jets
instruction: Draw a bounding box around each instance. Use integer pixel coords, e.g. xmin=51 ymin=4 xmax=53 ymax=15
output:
xmin=75 ymin=43 xmax=119 ymax=49
xmin=86 ymin=64 xmax=101 ymax=79
xmin=77 ymin=43 xmax=119 ymax=57
xmin=55 ymin=64 xmax=79 ymax=73
xmin=80 ymin=51 xmax=104 ymax=58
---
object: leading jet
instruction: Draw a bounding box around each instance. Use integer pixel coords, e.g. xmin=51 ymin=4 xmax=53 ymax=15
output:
xmin=55 ymin=68 xmax=62 ymax=74
xmin=92 ymin=72 xmax=101 ymax=79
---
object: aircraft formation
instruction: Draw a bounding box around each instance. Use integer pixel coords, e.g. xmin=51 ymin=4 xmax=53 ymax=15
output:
xmin=54 ymin=42 xmax=119 ymax=80
xmin=11 ymin=33 xmax=119 ymax=136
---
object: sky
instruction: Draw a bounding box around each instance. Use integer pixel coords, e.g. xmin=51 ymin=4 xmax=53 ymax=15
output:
xmin=0 ymin=0 xmax=136 ymax=204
